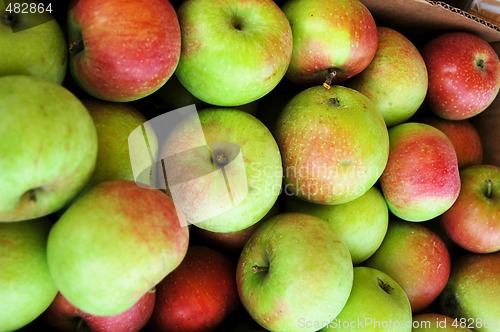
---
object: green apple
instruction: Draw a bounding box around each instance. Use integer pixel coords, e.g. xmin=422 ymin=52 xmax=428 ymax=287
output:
xmin=284 ymin=186 xmax=388 ymax=265
xmin=46 ymin=180 xmax=189 ymax=316
xmin=0 ymin=218 xmax=58 ymax=332
xmin=439 ymin=252 xmax=500 ymax=332
xmin=275 ymin=85 xmax=389 ymax=205
xmin=0 ymin=75 xmax=98 ymax=222
xmin=175 ymin=0 xmax=293 ymax=106
xmin=237 ymin=212 xmax=353 ymax=332
xmin=345 ymin=26 xmax=428 ymax=127
xmin=161 ymin=108 xmax=283 ymax=232
xmin=321 ymin=267 xmax=412 ymax=331
xmin=0 ymin=1 xmax=67 ymax=84
xmin=412 ymin=313 xmax=473 ymax=331
xmin=364 ymin=219 xmax=451 ymax=313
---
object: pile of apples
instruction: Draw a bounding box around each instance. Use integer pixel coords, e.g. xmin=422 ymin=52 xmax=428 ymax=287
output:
xmin=1 ymin=0 xmax=499 ymax=331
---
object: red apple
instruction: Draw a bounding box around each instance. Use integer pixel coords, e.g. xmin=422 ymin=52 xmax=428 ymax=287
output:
xmin=420 ymin=115 xmax=483 ymax=170
xmin=421 ymin=32 xmax=500 ymax=120
xmin=147 ymin=246 xmax=239 ymax=332
xmin=42 ymin=290 xmax=156 ymax=332
xmin=439 ymin=164 xmax=500 ymax=253
xmin=67 ymin=0 xmax=181 ymax=102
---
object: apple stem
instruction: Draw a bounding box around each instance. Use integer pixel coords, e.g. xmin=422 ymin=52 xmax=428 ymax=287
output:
xmin=28 ymin=189 xmax=37 ymax=203
xmin=323 ymin=70 xmax=337 ymax=89
xmin=69 ymin=39 xmax=85 ymax=55
xmin=74 ymin=318 xmax=85 ymax=331
xmin=485 ymin=179 xmax=492 ymax=198
xmin=252 ymin=265 xmax=269 ymax=273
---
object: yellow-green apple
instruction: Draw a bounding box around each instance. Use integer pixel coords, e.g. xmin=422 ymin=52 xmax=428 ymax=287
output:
xmin=67 ymin=0 xmax=181 ymax=102
xmin=0 ymin=1 xmax=67 ymax=84
xmin=0 ymin=75 xmax=98 ymax=222
xmin=439 ymin=164 xmax=500 ymax=253
xmin=237 ymin=212 xmax=353 ymax=332
xmin=320 ymin=267 xmax=412 ymax=331
xmin=275 ymin=85 xmax=389 ymax=205
xmin=147 ymin=246 xmax=239 ymax=332
xmin=284 ymin=186 xmax=388 ymax=265
xmin=175 ymin=0 xmax=292 ymax=106
xmin=419 ymin=115 xmax=483 ymax=170
xmin=345 ymin=26 xmax=428 ymax=127
xmin=0 ymin=218 xmax=57 ymax=332
xmin=364 ymin=219 xmax=451 ymax=313
xmin=281 ymin=0 xmax=378 ymax=87
xmin=439 ymin=252 xmax=500 ymax=332
xmin=380 ymin=122 xmax=460 ymax=222
xmin=421 ymin=32 xmax=500 ymax=120
xmin=46 ymin=180 xmax=189 ymax=316
xmin=412 ymin=313 xmax=472 ymax=331
xmin=161 ymin=108 xmax=282 ymax=232
xmin=42 ymin=290 xmax=155 ymax=332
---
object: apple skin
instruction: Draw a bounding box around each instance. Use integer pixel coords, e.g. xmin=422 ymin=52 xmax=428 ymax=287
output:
xmin=345 ymin=26 xmax=428 ymax=127
xmin=275 ymin=85 xmax=389 ymax=205
xmin=0 ymin=75 xmax=98 ymax=222
xmin=439 ymin=252 xmax=500 ymax=332
xmin=67 ymin=0 xmax=181 ymax=102
xmin=175 ymin=0 xmax=292 ymax=106
xmin=439 ymin=164 xmax=500 ymax=253
xmin=320 ymin=267 xmax=412 ymax=331
xmin=237 ymin=212 xmax=353 ymax=332
xmin=42 ymin=290 xmax=156 ymax=332
xmin=363 ymin=219 xmax=451 ymax=313
xmin=412 ymin=313 xmax=472 ymax=332
xmin=421 ymin=31 xmax=500 ymax=120
xmin=419 ymin=115 xmax=483 ymax=170
xmin=0 ymin=1 xmax=67 ymax=84
xmin=0 ymin=218 xmax=58 ymax=332
xmin=46 ymin=180 xmax=189 ymax=316
xmin=380 ymin=122 xmax=460 ymax=222
xmin=281 ymin=0 xmax=378 ymax=86
xmin=147 ymin=246 xmax=239 ymax=332
xmin=284 ymin=186 xmax=388 ymax=265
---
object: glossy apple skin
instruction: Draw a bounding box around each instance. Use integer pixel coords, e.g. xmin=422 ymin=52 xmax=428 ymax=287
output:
xmin=380 ymin=122 xmax=460 ymax=222
xmin=275 ymin=85 xmax=389 ymax=205
xmin=42 ymin=290 xmax=155 ymax=332
xmin=364 ymin=219 xmax=451 ymax=313
xmin=148 ymin=246 xmax=239 ymax=332
xmin=67 ymin=0 xmax=181 ymax=102
xmin=345 ymin=26 xmax=428 ymax=127
xmin=175 ymin=0 xmax=292 ymax=106
xmin=439 ymin=164 xmax=500 ymax=253
xmin=412 ymin=313 xmax=472 ymax=332
xmin=237 ymin=212 xmax=353 ymax=332
xmin=421 ymin=32 xmax=500 ymax=120
xmin=282 ymin=0 xmax=378 ymax=86
xmin=439 ymin=253 xmax=500 ymax=332
xmin=420 ymin=115 xmax=483 ymax=170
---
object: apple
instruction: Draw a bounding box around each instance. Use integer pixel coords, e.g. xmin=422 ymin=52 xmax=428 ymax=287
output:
xmin=67 ymin=0 xmax=181 ymax=102
xmin=161 ymin=107 xmax=283 ymax=232
xmin=345 ymin=26 xmax=428 ymax=127
xmin=419 ymin=115 xmax=483 ymax=170
xmin=274 ymin=85 xmax=389 ymax=205
xmin=363 ymin=218 xmax=451 ymax=313
xmin=412 ymin=313 xmax=473 ymax=332
xmin=281 ymin=0 xmax=378 ymax=87
xmin=421 ymin=31 xmax=500 ymax=120
xmin=380 ymin=122 xmax=460 ymax=222
xmin=237 ymin=212 xmax=353 ymax=332
xmin=0 ymin=75 xmax=98 ymax=222
xmin=320 ymin=267 xmax=412 ymax=331
xmin=46 ymin=180 xmax=189 ymax=316
xmin=284 ymin=186 xmax=388 ymax=265
xmin=0 ymin=1 xmax=67 ymax=84
xmin=147 ymin=246 xmax=239 ymax=332
xmin=175 ymin=0 xmax=293 ymax=106
xmin=439 ymin=252 xmax=500 ymax=332
xmin=439 ymin=164 xmax=500 ymax=253
xmin=0 ymin=218 xmax=58 ymax=332
xmin=42 ymin=290 xmax=155 ymax=332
